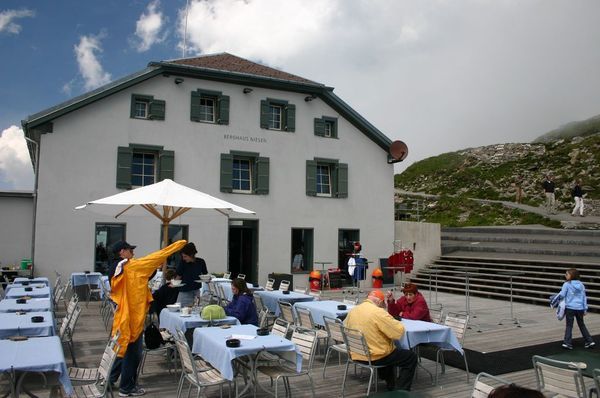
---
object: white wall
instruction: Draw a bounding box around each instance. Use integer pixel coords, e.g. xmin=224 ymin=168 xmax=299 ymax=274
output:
xmin=0 ymin=192 xmax=33 ymax=268
xmin=394 ymin=221 xmax=441 ymax=275
xmin=33 ymin=74 xmax=394 ymax=284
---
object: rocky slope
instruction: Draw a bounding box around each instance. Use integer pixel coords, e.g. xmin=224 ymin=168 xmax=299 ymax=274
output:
xmin=395 ymin=133 xmax=600 ymax=217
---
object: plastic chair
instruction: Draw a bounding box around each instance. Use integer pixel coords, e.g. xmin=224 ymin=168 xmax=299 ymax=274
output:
xmin=471 ymin=372 xmax=511 ymax=398
xmin=237 ymin=273 xmax=246 ymax=280
xmin=322 ymin=316 xmax=348 ymax=378
xmin=294 ymin=306 xmax=329 ymax=354
xmin=255 ymin=295 xmax=276 ymax=328
xmin=173 ymin=330 xmax=232 ymax=398
xmin=223 ymin=272 xmax=231 ymax=279
xmin=278 ymin=280 xmax=290 ymax=292
xmin=60 ymin=303 xmax=82 ymax=366
xmin=255 ymin=328 xmax=317 ymax=397
xmin=270 ymin=318 xmax=290 ymax=338
xmin=277 ymin=301 xmax=296 ymax=328
xmin=532 ymin=355 xmax=587 ymax=398
xmin=429 ymin=303 xmax=444 ymax=324
xmin=265 ymin=278 xmax=275 ymax=291
xmin=69 ymin=339 xmax=120 ymax=398
xmin=590 ymin=368 xmax=600 ymax=398
xmin=293 ymin=286 xmax=308 ymax=294
xmin=69 ymin=331 xmax=120 ymax=383
xmin=341 ymin=326 xmax=388 ymax=397
xmin=435 ymin=312 xmax=470 ymax=384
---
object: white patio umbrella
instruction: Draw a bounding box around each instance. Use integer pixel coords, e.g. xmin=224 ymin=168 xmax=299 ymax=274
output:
xmin=76 ymin=179 xmax=254 ymax=272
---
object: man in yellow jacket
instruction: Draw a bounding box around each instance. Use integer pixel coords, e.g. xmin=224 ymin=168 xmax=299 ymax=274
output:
xmin=109 ymin=239 xmax=187 ymax=397
xmin=344 ymin=290 xmax=417 ymax=391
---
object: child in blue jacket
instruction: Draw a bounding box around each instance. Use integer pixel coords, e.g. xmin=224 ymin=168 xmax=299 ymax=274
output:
xmin=555 ymin=268 xmax=595 ymax=349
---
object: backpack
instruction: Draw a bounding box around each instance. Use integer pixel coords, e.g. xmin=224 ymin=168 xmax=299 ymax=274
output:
xmin=144 ymin=322 xmax=164 ymax=349
xmin=201 ymin=304 xmax=226 ymax=320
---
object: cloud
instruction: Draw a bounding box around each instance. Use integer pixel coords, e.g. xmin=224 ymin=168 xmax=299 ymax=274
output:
xmin=133 ymin=0 xmax=167 ymax=52
xmin=0 ymin=8 xmax=35 ymax=34
xmin=0 ymin=126 xmax=34 ymax=190
xmin=175 ymin=0 xmax=600 ymax=172
xmin=74 ymin=34 xmax=112 ymax=90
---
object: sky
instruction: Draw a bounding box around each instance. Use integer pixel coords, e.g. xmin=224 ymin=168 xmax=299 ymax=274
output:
xmin=2 ymin=0 xmax=600 ymax=190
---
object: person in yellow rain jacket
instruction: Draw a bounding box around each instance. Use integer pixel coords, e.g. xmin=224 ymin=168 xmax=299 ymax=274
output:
xmin=109 ymin=239 xmax=186 ymax=397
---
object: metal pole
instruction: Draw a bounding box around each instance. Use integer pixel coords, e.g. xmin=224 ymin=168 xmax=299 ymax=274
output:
xmin=24 ymin=136 xmax=39 ymax=277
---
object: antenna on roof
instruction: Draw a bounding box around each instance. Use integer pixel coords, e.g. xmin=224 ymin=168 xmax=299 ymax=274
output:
xmin=183 ymin=0 xmax=190 ymax=58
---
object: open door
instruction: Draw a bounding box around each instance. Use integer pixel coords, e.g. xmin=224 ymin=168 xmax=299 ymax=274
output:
xmin=228 ymin=220 xmax=258 ymax=284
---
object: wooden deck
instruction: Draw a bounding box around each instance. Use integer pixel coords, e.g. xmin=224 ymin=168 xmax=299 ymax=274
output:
xmin=20 ymin=291 xmax=600 ymax=397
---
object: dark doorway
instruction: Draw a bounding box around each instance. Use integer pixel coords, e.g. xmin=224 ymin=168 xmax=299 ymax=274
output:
xmin=95 ymin=223 xmax=126 ymax=274
xmin=338 ymin=229 xmax=360 ymax=285
xmin=228 ymin=220 xmax=258 ymax=285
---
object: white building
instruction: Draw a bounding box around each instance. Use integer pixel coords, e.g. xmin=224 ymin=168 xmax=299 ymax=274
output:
xmin=22 ymin=53 xmax=396 ymax=287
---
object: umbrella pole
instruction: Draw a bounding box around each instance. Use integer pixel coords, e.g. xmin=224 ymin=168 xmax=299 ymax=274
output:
xmin=161 ymin=221 xmax=169 ymax=276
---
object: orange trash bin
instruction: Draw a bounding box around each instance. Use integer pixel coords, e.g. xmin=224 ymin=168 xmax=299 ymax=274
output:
xmin=372 ymin=267 xmax=383 ymax=288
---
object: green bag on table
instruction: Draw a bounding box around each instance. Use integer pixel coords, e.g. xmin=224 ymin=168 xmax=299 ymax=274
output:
xmin=201 ymin=304 xmax=226 ymax=320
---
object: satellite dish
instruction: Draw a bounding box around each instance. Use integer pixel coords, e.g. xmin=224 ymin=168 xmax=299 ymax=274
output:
xmin=388 ymin=140 xmax=408 ymax=163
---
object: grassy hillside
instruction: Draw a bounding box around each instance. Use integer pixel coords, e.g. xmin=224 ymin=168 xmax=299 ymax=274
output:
xmin=534 ymin=114 xmax=600 ymax=143
xmin=395 ymin=133 xmax=600 ymax=227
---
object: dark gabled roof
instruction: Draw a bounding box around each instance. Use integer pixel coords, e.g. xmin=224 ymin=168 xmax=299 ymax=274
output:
xmin=22 ymin=53 xmax=392 ymax=155
xmin=164 ymin=53 xmax=319 ymax=85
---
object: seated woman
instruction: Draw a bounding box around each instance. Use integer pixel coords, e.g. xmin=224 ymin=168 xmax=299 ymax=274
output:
xmin=151 ymin=269 xmax=179 ymax=318
xmin=386 ymin=283 xmax=432 ymax=322
xmin=224 ymin=278 xmax=258 ymax=326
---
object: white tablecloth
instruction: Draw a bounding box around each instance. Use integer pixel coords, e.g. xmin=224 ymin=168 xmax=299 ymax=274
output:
xmin=254 ymin=290 xmax=315 ymax=316
xmin=293 ymin=300 xmax=354 ymax=326
xmin=0 ymin=336 xmax=73 ymax=396
xmin=397 ymin=319 xmax=463 ymax=354
xmin=191 ymin=324 xmax=301 ymax=380
xmin=159 ymin=308 xmax=239 ymax=336
xmin=0 ymin=298 xmax=52 ymax=313
xmin=0 ymin=312 xmax=56 ymax=338
xmin=14 ymin=277 xmax=50 ymax=286
xmin=5 ymin=286 xmax=51 ymax=299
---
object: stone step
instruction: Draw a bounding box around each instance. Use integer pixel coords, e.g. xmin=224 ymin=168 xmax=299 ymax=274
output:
xmin=442 ymin=226 xmax=600 ymax=237
xmin=441 ymin=239 xmax=600 ymax=258
xmin=441 ymin=233 xmax=600 ymax=246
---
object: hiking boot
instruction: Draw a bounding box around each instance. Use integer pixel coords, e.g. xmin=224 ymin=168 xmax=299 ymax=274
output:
xmin=585 ymin=341 xmax=596 ymax=349
xmin=119 ymin=388 xmax=145 ymax=397
xmin=562 ymin=343 xmax=573 ymax=350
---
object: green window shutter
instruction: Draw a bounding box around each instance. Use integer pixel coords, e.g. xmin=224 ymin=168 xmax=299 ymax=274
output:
xmin=130 ymin=95 xmax=137 ymax=118
xmin=220 ymin=153 xmax=233 ymax=193
xmin=306 ymin=160 xmax=317 ymax=196
xmin=285 ymin=104 xmax=296 ymax=132
xmin=116 ymin=146 xmax=132 ymax=189
xmin=217 ymin=95 xmax=230 ymax=125
xmin=158 ymin=150 xmax=175 ymax=181
xmin=255 ymin=157 xmax=270 ymax=195
xmin=190 ymin=91 xmax=201 ymax=122
xmin=336 ymin=163 xmax=348 ymax=198
xmin=314 ymin=118 xmax=325 ymax=136
xmin=260 ymin=100 xmax=269 ymax=129
xmin=149 ymin=100 xmax=166 ymax=120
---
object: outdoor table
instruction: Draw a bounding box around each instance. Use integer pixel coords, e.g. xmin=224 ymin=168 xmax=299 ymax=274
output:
xmin=0 ymin=298 xmax=52 ymax=313
xmin=5 ymin=286 xmax=51 ymax=299
xmin=14 ymin=277 xmax=50 ymax=286
xmin=254 ymin=290 xmax=314 ymax=316
xmin=159 ymin=308 xmax=239 ymax=336
xmin=191 ymin=324 xmax=301 ymax=381
xmin=70 ymin=272 xmax=102 ymax=287
xmin=5 ymin=282 xmax=47 ymax=292
xmin=397 ymin=319 xmax=463 ymax=353
xmin=0 ymin=311 xmax=56 ymax=338
xmin=0 ymin=335 xmax=74 ymax=396
xmin=292 ymin=300 xmax=354 ymax=326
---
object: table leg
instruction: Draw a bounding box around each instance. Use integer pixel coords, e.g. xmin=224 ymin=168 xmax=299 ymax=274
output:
xmin=498 ymin=275 xmax=521 ymax=327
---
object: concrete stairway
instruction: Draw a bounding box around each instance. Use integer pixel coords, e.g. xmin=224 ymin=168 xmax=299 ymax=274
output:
xmin=409 ymin=226 xmax=600 ymax=312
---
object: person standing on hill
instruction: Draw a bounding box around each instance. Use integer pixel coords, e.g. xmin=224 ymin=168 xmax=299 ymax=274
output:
xmin=542 ymin=175 xmax=556 ymax=214
xmin=552 ymin=268 xmax=595 ymax=350
xmin=571 ymin=179 xmax=585 ymax=217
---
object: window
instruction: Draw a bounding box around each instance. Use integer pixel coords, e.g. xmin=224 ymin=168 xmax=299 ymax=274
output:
xmin=260 ymin=98 xmax=295 ymax=132
xmin=190 ymin=89 xmax=229 ymax=124
xmin=130 ymin=94 xmax=165 ymax=120
xmin=232 ymin=158 xmax=252 ymax=193
xmin=306 ymin=158 xmax=348 ymax=198
xmin=316 ymin=164 xmax=332 ymax=196
xmin=94 ymin=223 xmax=126 ymax=274
xmin=131 ymin=152 xmax=156 ymax=187
xmin=291 ymin=228 xmax=313 ymax=273
xmin=314 ymin=116 xmax=338 ymax=138
xmin=116 ymin=144 xmax=174 ymax=189
xmin=220 ymin=151 xmax=269 ymax=195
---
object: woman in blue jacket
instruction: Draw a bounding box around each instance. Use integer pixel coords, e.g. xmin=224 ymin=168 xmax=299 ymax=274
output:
xmin=556 ymin=268 xmax=595 ymax=349
xmin=224 ymin=277 xmax=258 ymax=326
